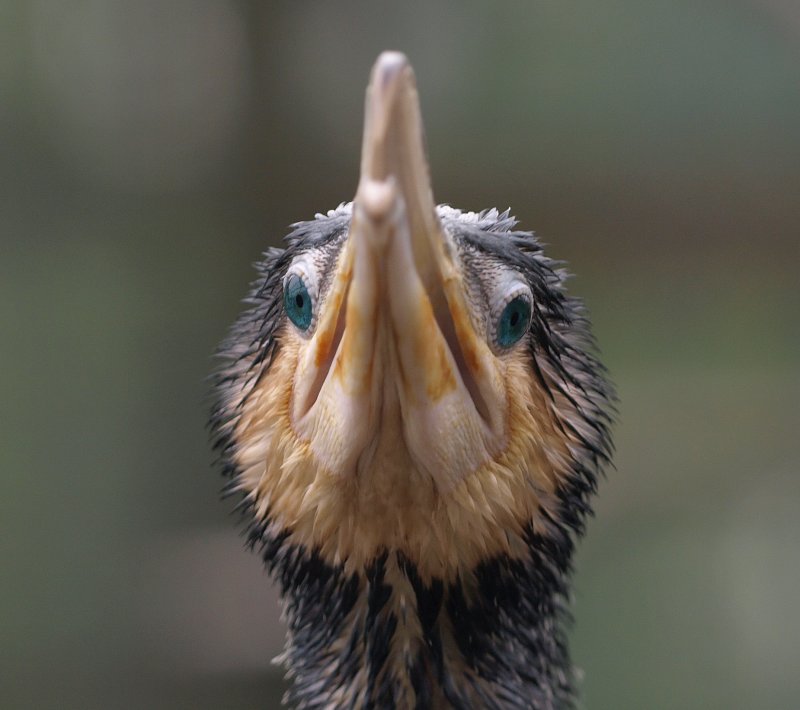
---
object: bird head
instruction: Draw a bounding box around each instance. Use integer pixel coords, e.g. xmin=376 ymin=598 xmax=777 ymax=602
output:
xmin=215 ymin=52 xmax=612 ymax=586
xmin=213 ymin=51 xmax=615 ymax=707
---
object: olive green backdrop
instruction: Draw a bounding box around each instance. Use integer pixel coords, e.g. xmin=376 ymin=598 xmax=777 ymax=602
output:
xmin=2 ymin=2 xmax=799 ymax=708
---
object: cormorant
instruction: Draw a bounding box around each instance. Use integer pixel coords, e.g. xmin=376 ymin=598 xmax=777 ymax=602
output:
xmin=211 ymin=52 xmax=614 ymax=709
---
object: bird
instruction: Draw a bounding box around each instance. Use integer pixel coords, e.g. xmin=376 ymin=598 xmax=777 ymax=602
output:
xmin=211 ymin=52 xmax=614 ymax=709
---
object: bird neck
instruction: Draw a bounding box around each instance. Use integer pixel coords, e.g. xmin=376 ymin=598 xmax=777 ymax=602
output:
xmin=262 ymin=525 xmax=577 ymax=709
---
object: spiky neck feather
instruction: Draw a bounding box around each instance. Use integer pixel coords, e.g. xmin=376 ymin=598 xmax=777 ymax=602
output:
xmin=247 ymin=521 xmax=577 ymax=708
xmin=212 ymin=206 xmax=614 ymax=708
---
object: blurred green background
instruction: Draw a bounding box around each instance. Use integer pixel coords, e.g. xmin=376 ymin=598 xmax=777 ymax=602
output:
xmin=2 ymin=1 xmax=799 ymax=708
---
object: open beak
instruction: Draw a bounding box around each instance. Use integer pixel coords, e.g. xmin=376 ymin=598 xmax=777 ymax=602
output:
xmin=291 ymin=52 xmax=507 ymax=492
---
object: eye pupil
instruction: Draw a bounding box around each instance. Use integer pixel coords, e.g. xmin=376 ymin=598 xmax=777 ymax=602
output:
xmin=496 ymin=296 xmax=531 ymax=348
xmin=284 ymin=274 xmax=313 ymax=331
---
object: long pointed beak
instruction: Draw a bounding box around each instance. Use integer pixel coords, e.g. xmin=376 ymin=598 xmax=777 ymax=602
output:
xmin=357 ymin=52 xmax=441 ymax=295
xmin=292 ymin=52 xmax=506 ymax=490
xmin=345 ymin=52 xmax=457 ymax=405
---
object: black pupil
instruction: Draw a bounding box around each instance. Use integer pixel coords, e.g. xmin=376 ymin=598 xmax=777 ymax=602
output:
xmin=509 ymin=309 xmax=520 ymax=327
xmin=295 ymin=293 xmax=304 ymax=308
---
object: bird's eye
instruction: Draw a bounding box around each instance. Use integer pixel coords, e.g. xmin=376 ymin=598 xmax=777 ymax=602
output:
xmin=496 ymin=295 xmax=531 ymax=348
xmin=284 ymin=273 xmax=314 ymax=331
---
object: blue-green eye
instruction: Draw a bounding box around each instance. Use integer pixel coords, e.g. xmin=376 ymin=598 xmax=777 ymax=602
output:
xmin=283 ymin=273 xmax=314 ymax=331
xmin=496 ymin=296 xmax=531 ymax=348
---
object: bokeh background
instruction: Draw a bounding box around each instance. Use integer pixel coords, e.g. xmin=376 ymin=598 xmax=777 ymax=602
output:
xmin=2 ymin=2 xmax=799 ymax=708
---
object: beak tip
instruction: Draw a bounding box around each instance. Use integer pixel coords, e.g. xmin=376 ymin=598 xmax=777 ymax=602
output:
xmin=372 ymin=51 xmax=410 ymax=86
